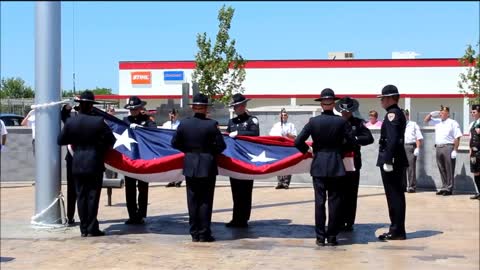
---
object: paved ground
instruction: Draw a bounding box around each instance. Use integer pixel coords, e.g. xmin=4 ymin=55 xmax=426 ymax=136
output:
xmin=1 ymin=180 xmax=479 ymax=270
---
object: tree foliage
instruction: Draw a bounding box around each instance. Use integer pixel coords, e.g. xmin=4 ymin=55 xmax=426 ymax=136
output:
xmin=192 ymin=5 xmax=246 ymax=105
xmin=458 ymin=42 xmax=480 ymax=104
xmin=0 ymin=77 xmax=35 ymax=98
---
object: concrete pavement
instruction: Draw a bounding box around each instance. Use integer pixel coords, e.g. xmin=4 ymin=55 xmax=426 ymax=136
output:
xmin=1 ymin=181 xmax=479 ymax=270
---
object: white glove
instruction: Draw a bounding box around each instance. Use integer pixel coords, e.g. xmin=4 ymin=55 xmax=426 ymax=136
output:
xmin=307 ymin=146 xmax=313 ymax=154
xmin=383 ymin=163 xmax=393 ymax=172
xmin=450 ymin=150 xmax=457 ymax=159
xmin=413 ymin=148 xmax=419 ymax=157
xmin=229 ymin=131 xmax=238 ymax=138
xmin=430 ymin=111 xmax=440 ymax=117
xmin=130 ymin=123 xmax=141 ymax=129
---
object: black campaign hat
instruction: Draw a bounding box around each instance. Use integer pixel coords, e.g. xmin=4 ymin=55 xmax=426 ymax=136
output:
xmin=189 ymin=93 xmax=212 ymax=106
xmin=377 ymin=84 xmax=400 ymax=98
xmin=314 ymin=88 xmax=340 ymax=102
xmin=472 ymin=104 xmax=480 ymax=111
xmin=229 ymin=93 xmax=251 ymax=107
xmin=74 ymin=90 xmax=99 ymax=104
xmin=335 ymin=96 xmax=359 ymax=112
xmin=124 ymin=96 xmax=147 ymax=110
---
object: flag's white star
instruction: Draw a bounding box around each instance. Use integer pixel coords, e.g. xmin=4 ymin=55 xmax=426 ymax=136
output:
xmin=247 ymin=151 xmax=277 ymax=162
xmin=113 ymin=129 xmax=137 ymax=151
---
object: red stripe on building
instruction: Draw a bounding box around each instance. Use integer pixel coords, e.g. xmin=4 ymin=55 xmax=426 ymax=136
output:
xmin=119 ymin=58 xmax=463 ymax=70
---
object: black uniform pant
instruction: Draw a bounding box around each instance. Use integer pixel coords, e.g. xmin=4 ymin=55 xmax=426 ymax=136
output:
xmin=66 ymin=157 xmax=77 ymax=221
xmin=74 ymin=172 xmax=103 ymax=235
xmin=341 ymin=170 xmax=360 ymax=227
xmin=186 ymin=177 xmax=216 ymax=239
xmin=125 ymin=177 xmax=149 ymax=220
xmin=229 ymin=178 xmax=254 ymax=223
xmin=380 ymin=166 xmax=406 ymax=236
xmin=312 ymin=176 xmax=342 ymax=239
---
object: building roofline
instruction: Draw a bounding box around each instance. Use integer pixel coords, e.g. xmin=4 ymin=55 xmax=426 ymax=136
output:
xmin=119 ymin=58 xmax=464 ymax=70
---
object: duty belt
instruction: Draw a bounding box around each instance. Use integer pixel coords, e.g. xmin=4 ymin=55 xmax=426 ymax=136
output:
xmin=435 ymin=143 xmax=454 ymax=148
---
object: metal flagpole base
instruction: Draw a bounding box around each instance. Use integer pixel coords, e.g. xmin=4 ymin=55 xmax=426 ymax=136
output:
xmin=31 ymin=193 xmax=67 ymax=228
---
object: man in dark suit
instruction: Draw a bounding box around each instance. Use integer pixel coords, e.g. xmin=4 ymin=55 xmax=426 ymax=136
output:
xmin=295 ymin=88 xmax=354 ymax=246
xmin=376 ymin=85 xmax=409 ymax=241
xmin=61 ymin=103 xmax=78 ymax=226
xmin=171 ymin=93 xmax=226 ymax=242
xmin=123 ymin=96 xmax=157 ymax=225
xmin=225 ymin=93 xmax=260 ymax=228
xmin=335 ymin=97 xmax=374 ymax=232
xmin=57 ymin=91 xmax=115 ymax=237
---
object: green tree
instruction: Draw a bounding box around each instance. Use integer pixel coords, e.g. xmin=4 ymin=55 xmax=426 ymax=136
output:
xmin=90 ymin=87 xmax=113 ymax=95
xmin=62 ymin=87 xmax=113 ymax=98
xmin=458 ymin=42 xmax=480 ymax=104
xmin=192 ymin=5 xmax=246 ymax=105
xmin=0 ymin=77 xmax=35 ymax=98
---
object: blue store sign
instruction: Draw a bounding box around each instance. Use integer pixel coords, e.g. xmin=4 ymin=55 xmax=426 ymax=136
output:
xmin=164 ymin=71 xmax=184 ymax=81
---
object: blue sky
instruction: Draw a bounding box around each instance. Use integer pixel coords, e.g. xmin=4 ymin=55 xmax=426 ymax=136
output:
xmin=1 ymin=1 xmax=479 ymax=93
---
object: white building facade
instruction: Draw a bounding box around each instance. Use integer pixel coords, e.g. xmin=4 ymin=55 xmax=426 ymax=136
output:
xmin=100 ymin=58 xmax=476 ymax=133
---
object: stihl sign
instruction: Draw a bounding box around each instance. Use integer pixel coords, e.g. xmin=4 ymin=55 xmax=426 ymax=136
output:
xmin=131 ymin=71 xmax=152 ymax=84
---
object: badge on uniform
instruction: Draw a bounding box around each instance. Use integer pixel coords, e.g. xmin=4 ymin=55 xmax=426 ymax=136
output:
xmin=387 ymin=113 xmax=396 ymax=122
xmin=252 ymin=118 xmax=258 ymax=125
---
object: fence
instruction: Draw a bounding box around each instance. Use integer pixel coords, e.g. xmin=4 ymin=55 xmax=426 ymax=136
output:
xmin=0 ymin=98 xmax=120 ymax=117
xmin=0 ymin=98 xmax=35 ymax=116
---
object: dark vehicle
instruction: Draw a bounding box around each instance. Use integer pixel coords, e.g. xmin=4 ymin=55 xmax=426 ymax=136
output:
xmin=0 ymin=113 xmax=24 ymax=126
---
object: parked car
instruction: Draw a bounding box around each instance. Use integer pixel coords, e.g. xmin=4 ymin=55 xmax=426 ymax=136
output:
xmin=0 ymin=113 xmax=24 ymax=126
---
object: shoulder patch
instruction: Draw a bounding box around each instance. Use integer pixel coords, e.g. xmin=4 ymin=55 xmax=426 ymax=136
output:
xmin=387 ymin=113 xmax=396 ymax=122
xmin=252 ymin=117 xmax=258 ymax=125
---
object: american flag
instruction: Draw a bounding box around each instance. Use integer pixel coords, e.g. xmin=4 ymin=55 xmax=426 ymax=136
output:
xmin=94 ymin=108 xmax=314 ymax=182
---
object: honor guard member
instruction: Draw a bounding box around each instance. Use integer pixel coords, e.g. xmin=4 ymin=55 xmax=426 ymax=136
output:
xmin=123 ymin=96 xmax=157 ymax=225
xmin=57 ymin=91 xmax=115 ymax=237
xmin=171 ymin=93 xmax=226 ymax=242
xmin=295 ymin=88 xmax=355 ymax=246
xmin=335 ymin=97 xmax=374 ymax=232
xmin=469 ymin=104 xmax=480 ymax=200
xmin=376 ymin=85 xmax=409 ymax=241
xmin=61 ymin=103 xmax=78 ymax=226
xmin=403 ymin=109 xmax=423 ymax=193
xmin=226 ymin=93 xmax=260 ymax=228
xmin=423 ymin=105 xmax=462 ymax=196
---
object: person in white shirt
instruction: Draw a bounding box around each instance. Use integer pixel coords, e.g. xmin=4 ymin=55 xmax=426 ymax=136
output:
xmin=0 ymin=119 xmax=7 ymax=152
xmin=269 ymin=108 xmax=297 ymax=189
xmin=21 ymin=109 xmax=36 ymax=156
xmin=424 ymin=105 xmax=463 ymax=196
xmin=403 ymin=109 xmax=423 ymax=193
xmin=162 ymin=109 xmax=183 ymax=187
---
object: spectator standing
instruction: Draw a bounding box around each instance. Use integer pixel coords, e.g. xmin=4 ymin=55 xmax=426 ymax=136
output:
xmin=403 ymin=109 xmax=423 ymax=193
xmin=163 ymin=108 xmax=183 ymax=188
xmin=365 ymin=110 xmax=383 ymax=129
xmin=21 ymin=109 xmax=36 ymax=156
xmin=424 ymin=105 xmax=462 ymax=196
xmin=269 ymin=108 xmax=297 ymax=189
